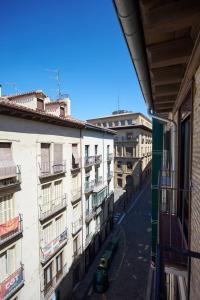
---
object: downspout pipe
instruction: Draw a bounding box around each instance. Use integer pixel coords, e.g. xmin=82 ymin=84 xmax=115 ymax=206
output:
xmin=148 ymin=109 xmax=177 ymax=215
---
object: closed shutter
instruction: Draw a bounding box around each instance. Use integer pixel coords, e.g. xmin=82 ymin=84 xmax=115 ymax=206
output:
xmin=41 ymin=144 xmax=50 ymax=174
xmin=0 ymin=194 xmax=14 ymax=224
xmin=0 ymin=143 xmax=15 ymax=178
xmin=54 ymin=144 xmax=63 ymax=173
xmin=43 ymin=222 xmax=52 ymax=245
xmin=42 ymin=184 xmax=52 ymax=213
xmin=54 ymin=180 xmax=62 ymax=205
xmin=55 ymin=215 xmax=63 ymax=237
xmin=72 ymin=144 xmax=79 ymax=164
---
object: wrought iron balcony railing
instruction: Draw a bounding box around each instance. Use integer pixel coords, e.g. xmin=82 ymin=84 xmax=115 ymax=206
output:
xmin=40 ymin=229 xmax=68 ymax=263
xmin=72 ymin=217 xmax=82 ymax=235
xmin=84 ymin=156 xmax=95 ymax=168
xmin=71 ymin=188 xmax=82 ymax=204
xmin=39 ymin=194 xmax=67 ymax=221
xmin=0 ymin=214 xmax=23 ymax=245
xmin=0 ymin=165 xmax=21 ymax=190
xmin=0 ymin=264 xmax=24 ymax=300
xmin=85 ymin=208 xmax=95 ymax=223
xmin=71 ymin=157 xmax=81 ymax=172
xmin=39 ymin=161 xmax=66 ymax=178
xmin=84 ymin=180 xmax=95 ymax=193
xmin=94 ymin=154 xmax=102 ymax=165
xmin=43 ymin=263 xmax=67 ymax=299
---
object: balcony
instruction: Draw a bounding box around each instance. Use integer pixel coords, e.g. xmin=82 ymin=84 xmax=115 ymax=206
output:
xmin=92 ymin=188 xmax=107 ymax=208
xmin=107 ymin=153 xmax=113 ymax=162
xmin=71 ymin=188 xmax=82 ymax=204
xmin=84 ymin=180 xmax=94 ymax=194
xmin=39 ymin=194 xmax=67 ymax=221
xmin=0 ymin=165 xmax=21 ymax=190
xmin=84 ymin=156 xmax=95 ymax=168
xmin=94 ymin=154 xmax=102 ymax=165
xmin=93 ymin=176 xmax=103 ymax=193
xmin=0 ymin=214 xmax=23 ymax=246
xmin=85 ymin=208 xmax=95 ymax=223
xmin=71 ymin=157 xmax=81 ymax=173
xmin=40 ymin=229 xmax=68 ymax=264
xmin=43 ymin=263 xmax=67 ymax=300
xmin=107 ymin=171 xmax=113 ymax=180
xmin=0 ymin=264 xmax=24 ymax=300
xmin=72 ymin=217 xmax=82 ymax=236
xmin=85 ymin=232 xmax=93 ymax=248
xmin=39 ymin=161 xmax=66 ymax=178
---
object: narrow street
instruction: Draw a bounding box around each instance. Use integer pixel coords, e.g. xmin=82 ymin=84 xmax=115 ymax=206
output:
xmin=87 ymin=182 xmax=151 ymax=300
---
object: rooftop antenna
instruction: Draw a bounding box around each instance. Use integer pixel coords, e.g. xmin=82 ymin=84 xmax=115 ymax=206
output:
xmin=46 ymin=68 xmax=61 ymax=99
xmin=117 ymin=96 xmax=120 ymax=111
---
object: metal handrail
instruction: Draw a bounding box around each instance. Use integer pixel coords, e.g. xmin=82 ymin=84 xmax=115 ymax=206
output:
xmin=39 ymin=160 xmax=66 ymax=177
xmin=39 ymin=194 xmax=67 ymax=220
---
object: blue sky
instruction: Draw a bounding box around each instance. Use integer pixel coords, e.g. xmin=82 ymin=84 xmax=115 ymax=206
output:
xmin=1 ymin=0 xmax=147 ymax=120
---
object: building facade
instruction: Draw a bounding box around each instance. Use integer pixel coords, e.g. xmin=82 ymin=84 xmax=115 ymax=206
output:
xmin=113 ymin=1 xmax=200 ymax=299
xmin=88 ymin=111 xmax=152 ymax=195
xmin=0 ymin=91 xmax=115 ymax=300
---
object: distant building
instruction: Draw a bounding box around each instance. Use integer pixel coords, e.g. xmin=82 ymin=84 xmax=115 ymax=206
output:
xmin=0 ymin=90 xmax=115 ymax=300
xmin=87 ymin=111 xmax=152 ymax=196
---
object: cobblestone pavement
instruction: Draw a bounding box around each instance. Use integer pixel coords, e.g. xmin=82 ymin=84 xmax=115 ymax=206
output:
xmin=87 ymin=182 xmax=151 ymax=300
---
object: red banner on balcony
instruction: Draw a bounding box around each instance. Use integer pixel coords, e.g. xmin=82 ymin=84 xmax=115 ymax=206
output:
xmin=0 ymin=216 xmax=19 ymax=236
xmin=0 ymin=267 xmax=23 ymax=299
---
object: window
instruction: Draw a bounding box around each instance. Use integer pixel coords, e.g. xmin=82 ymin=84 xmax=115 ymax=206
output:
xmin=72 ymin=144 xmax=79 ymax=168
xmin=42 ymin=183 xmax=52 ymax=212
xmin=114 ymin=121 xmax=119 ymax=126
xmin=121 ymin=120 xmax=125 ymax=126
xmin=0 ymin=246 xmax=16 ymax=282
xmin=43 ymin=222 xmax=53 ymax=245
xmin=107 ymin=145 xmax=110 ymax=155
xmin=95 ymin=145 xmax=98 ymax=156
xmin=55 ymin=215 xmax=63 ymax=237
xmin=126 ymin=132 xmax=133 ymax=140
xmin=103 ymin=122 xmax=107 ymax=127
xmin=127 ymin=162 xmax=133 ymax=170
xmin=127 ymin=119 xmax=132 ymax=125
xmin=117 ymin=146 xmax=122 ymax=156
xmin=0 ymin=143 xmax=15 ymax=178
xmin=117 ymin=178 xmax=122 ymax=187
xmin=37 ymin=98 xmax=44 ymax=110
xmin=54 ymin=180 xmax=62 ymax=204
xmin=108 ymin=122 xmax=112 ymax=127
xmin=56 ymin=253 xmax=63 ymax=276
xmin=41 ymin=143 xmax=50 ymax=173
xmin=54 ymin=144 xmax=63 ymax=171
xmin=44 ymin=263 xmax=53 ymax=292
xmin=73 ymin=236 xmax=80 ymax=255
xmin=126 ymin=147 xmax=133 ymax=157
xmin=60 ymin=106 xmax=65 ymax=117
xmin=95 ymin=167 xmax=99 ymax=183
xmin=85 ymin=145 xmax=89 ymax=158
xmin=0 ymin=194 xmax=14 ymax=224
xmin=117 ymin=161 xmax=122 ymax=170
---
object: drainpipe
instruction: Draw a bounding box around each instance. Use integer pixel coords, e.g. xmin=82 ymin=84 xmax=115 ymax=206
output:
xmin=148 ymin=109 xmax=177 ymax=214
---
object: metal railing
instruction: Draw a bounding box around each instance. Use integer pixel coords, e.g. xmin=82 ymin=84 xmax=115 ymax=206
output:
xmin=43 ymin=263 xmax=67 ymax=299
xmin=39 ymin=195 xmax=67 ymax=221
xmin=0 ymin=214 xmax=23 ymax=245
xmin=71 ymin=188 xmax=82 ymax=203
xmin=39 ymin=161 xmax=66 ymax=178
xmin=94 ymin=154 xmax=102 ymax=165
xmin=71 ymin=157 xmax=81 ymax=171
xmin=93 ymin=176 xmax=103 ymax=192
xmin=84 ymin=180 xmax=95 ymax=193
xmin=72 ymin=217 xmax=82 ymax=235
xmin=84 ymin=156 xmax=95 ymax=167
xmin=0 ymin=165 xmax=21 ymax=189
xmin=0 ymin=263 xmax=24 ymax=300
xmin=40 ymin=229 xmax=68 ymax=263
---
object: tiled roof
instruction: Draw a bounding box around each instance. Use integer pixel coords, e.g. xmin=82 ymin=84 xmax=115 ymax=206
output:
xmin=7 ymin=90 xmax=47 ymax=99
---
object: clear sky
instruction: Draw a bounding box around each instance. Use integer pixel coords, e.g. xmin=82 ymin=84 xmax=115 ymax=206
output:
xmin=0 ymin=0 xmax=147 ymax=120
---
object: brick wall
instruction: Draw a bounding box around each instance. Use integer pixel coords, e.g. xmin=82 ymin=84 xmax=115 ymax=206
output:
xmin=190 ymin=64 xmax=200 ymax=299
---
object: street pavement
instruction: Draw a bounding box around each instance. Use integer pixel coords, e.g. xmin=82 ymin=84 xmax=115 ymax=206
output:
xmin=87 ymin=181 xmax=151 ymax=300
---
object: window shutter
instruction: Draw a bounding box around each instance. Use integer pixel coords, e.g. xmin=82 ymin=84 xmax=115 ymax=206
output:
xmin=54 ymin=144 xmax=63 ymax=164
xmin=41 ymin=144 xmax=50 ymax=163
xmin=72 ymin=144 xmax=79 ymax=164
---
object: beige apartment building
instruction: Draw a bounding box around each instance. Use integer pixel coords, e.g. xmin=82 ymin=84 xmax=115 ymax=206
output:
xmin=88 ymin=111 xmax=152 ymax=195
xmin=0 ymin=90 xmax=115 ymax=300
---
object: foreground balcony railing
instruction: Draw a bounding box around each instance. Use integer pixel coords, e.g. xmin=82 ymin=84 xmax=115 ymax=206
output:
xmin=43 ymin=263 xmax=67 ymax=299
xmin=40 ymin=229 xmax=68 ymax=263
xmin=107 ymin=171 xmax=113 ymax=180
xmin=39 ymin=195 xmax=67 ymax=221
xmin=0 ymin=214 xmax=23 ymax=245
xmin=85 ymin=208 xmax=95 ymax=223
xmin=84 ymin=156 xmax=95 ymax=168
xmin=72 ymin=217 xmax=82 ymax=235
xmin=39 ymin=161 xmax=66 ymax=178
xmin=0 ymin=264 xmax=24 ymax=300
xmin=71 ymin=188 xmax=81 ymax=204
xmin=94 ymin=154 xmax=102 ymax=165
xmin=71 ymin=157 xmax=81 ymax=172
xmin=107 ymin=153 xmax=113 ymax=161
xmin=84 ymin=180 xmax=95 ymax=193
xmin=0 ymin=165 xmax=21 ymax=190
xmin=93 ymin=176 xmax=103 ymax=192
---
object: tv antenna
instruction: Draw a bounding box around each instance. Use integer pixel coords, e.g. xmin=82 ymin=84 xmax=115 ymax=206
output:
xmin=117 ymin=96 xmax=120 ymax=111
xmin=46 ymin=68 xmax=61 ymax=99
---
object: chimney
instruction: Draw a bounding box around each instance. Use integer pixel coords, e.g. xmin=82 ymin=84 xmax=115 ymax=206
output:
xmin=59 ymin=97 xmax=71 ymax=116
xmin=0 ymin=84 xmax=2 ymax=97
